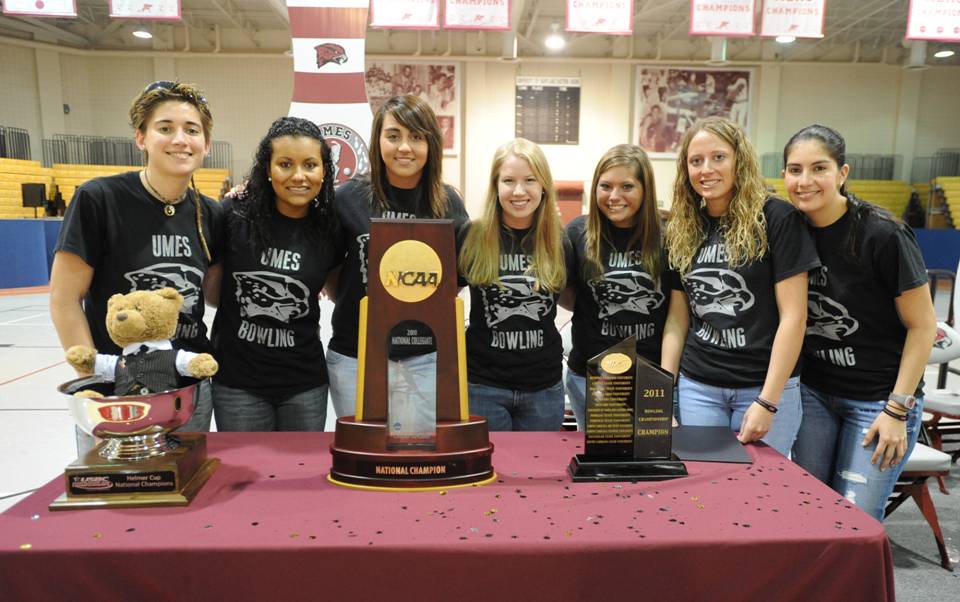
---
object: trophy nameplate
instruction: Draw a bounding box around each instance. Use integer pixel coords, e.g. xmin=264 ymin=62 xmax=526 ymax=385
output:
xmin=329 ymin=219 xmax=495 ymax=489
xmin=50 ymin=378 xmax=219 ymax=510
xmin=569 ymin=336 xmax=687 ymax=482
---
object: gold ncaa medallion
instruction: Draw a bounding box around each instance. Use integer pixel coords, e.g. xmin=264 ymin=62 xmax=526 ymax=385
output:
xmin=379 ymin=240 xmax=442 ymax=303
xmin=600 ymin=352 xmax=633 ymax=375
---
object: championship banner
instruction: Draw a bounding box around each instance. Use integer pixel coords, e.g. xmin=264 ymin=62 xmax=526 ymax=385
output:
xmin=689 ymin=0 xmax=756 ymax=37
xmin=287 ymin=0 xmax=373 ymax=186
xmin=109 ymin=0 xmax=181 ymax=20
xmin=444 ymin=0 xmax=510 ymax=30
xmin=370 ymin=0 xmax=440 ymax=30
xmin=760 ymin=0 xmax=824 ymax=38
xmin=906 ymin=0 xmax=960 ymax=41
xmin=2 ymin=0 xmax=76 ymax=17
xmin=566 ymin=0 xmax=633 ymax=35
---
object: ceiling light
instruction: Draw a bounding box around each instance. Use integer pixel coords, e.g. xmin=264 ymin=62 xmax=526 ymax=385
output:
xmin=934 ymin=48 xmax=955 ymax=59
xmin=132 ymin=27 xmax=152 ymax=40
xmin=545 ymin=23 xmax=565 ymax=51
xmin=775 ymin=35 xmax=796 ymax=44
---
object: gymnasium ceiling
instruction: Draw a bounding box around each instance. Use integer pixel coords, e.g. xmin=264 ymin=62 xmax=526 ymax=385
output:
xmin=0 ymin=0 xmax=958 ymax=66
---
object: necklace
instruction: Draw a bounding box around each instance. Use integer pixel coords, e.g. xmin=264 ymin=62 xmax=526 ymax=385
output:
xmin=142 ymin=170 xmax=185 ymax=217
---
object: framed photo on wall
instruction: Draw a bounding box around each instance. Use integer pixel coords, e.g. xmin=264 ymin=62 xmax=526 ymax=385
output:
xmin=364 ymin=62 xmax=460 ymax=155
xmin=633 ymin=66 xmax=753 ymax=156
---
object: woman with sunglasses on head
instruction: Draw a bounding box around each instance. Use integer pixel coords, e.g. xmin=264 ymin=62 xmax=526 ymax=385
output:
xmin=326 ymin=94 xmax=469 ymax=432
xmin=203 ymin=117 xmax=341 ymax=432
xmin=565 ymin=144 xmax=683 ymax=431
xmin=784 ymin=124 xmax=936 ymax=520
xmin=50 ymin=81 xmax=223 ymax=445
xmin=662 ymin=116 xmax=819 ymax=455
xmin=458 ymin=138 xmax=573 ymax=431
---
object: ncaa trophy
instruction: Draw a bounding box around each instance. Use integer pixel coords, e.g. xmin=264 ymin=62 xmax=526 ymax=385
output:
xmin=329 ymin=219 xmax=495 ymax=489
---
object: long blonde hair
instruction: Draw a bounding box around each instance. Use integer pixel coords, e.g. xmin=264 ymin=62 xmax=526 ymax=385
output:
xmin=665 ymin=116 xmax=768 ymax=274
xmin=584 ymin=144 xmax=661 ymax=281
xmin=459 ymin=138 xmax=566 ymax=292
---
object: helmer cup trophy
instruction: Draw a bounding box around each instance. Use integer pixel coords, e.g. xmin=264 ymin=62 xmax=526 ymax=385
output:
xmin=50 ymin=287 xmax=219 ymax=510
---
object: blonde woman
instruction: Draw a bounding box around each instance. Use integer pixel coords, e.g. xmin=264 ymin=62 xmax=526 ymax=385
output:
xmin=662 ymin=116 xmax=819 ymax=455
xmin=459 ymin=138 xmax=573 ymax=431
xmin=565 ymin=144 xmax=683 ymax=430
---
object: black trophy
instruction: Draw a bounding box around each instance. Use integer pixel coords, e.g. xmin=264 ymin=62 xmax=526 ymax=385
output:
xmin=568 ymin=336 xmax=687 ymax=482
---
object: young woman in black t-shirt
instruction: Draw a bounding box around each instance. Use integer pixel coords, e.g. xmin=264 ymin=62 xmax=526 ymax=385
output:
xmin=663 ymin=117 xmax=819 ymax=455
xmin=50 ymin=81 xmax=222 ymax=443
xmin=204 ymin=117 xmax=341 ymax=431
xmin=784 ymin=124 xmax=936 ymax=520
xmin=459 ymin=138 xmax=572 ymax=431
xmin=326 ymin=95 xmax=469 ymax=438
xmin=564 ymin=144 xmax=683 ymax=430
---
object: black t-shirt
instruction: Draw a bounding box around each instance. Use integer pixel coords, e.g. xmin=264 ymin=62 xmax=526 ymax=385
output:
xmin=211 ymin=198 xmax=345 ymax=395
xmin=565 ymin=215 xmax=680 ymax=376
xmin=55 ymin=171 xmax=224 ymax=355
xmin=465 ymin=225 xmax=575 ymax=391
xmin=328 ymin=177 xmax=469 ymax=358
xmin=802 ymin=208 xmax=928 ymax=400
xmin=680 ymin=197 xmax=820 ymax=387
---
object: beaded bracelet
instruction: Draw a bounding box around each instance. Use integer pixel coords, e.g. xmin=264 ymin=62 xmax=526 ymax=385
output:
xmin=882 ymin=407 xmax=908 ymax=422
xmin=754 ymin=397 xmax=779 ymax=414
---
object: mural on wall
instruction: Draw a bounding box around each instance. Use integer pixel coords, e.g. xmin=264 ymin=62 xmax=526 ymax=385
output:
xmin=633 ymin=66 xmax=753 ymax=155
xmin=364 ymin=62 xmax=460 ymax=154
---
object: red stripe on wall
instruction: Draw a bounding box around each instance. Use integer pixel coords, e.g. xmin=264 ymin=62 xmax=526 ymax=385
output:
xmin=288 ymin=7 xmax=368 ymax=39
xmin=292 ymin=72 xmax=369 ymax=104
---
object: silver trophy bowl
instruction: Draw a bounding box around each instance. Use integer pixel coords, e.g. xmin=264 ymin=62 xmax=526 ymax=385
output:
xmin=60 ymin=376 xmax=200 ymax=461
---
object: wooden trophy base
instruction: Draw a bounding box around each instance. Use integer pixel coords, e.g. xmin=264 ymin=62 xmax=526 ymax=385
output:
xmin=49 ymin=433 xmax=219 ymax=510
xmin=568 ymin=453 xmax=688 ymax=483
xmin=329 ymin=416 xmax=495 ymax=490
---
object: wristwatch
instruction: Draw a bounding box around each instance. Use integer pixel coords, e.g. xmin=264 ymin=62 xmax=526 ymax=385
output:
xmin=888 ymin=393 xmax=917 ymax=410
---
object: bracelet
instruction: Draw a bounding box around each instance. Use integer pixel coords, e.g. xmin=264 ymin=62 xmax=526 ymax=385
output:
xmin=754 ymin=396 xmax=779 ymax=414
xmin=882 ymin=407 xmax=908 ymax=422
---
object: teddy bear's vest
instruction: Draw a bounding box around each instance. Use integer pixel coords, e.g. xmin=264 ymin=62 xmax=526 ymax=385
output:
xmin=115 ymin=348 xmax=180 ymax=396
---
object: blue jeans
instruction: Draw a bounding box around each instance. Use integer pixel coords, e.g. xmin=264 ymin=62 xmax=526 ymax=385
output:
xmin=212 ymin=382 xmax=328 ymax=432
xmin=678 ymin=374 xmax=802 ymax=456
xmin=74 ymin=378 xmax=213 ymax=456
xmin=792 ymin=384 xmax=923 ymax=522
xmin=326 ymin=349 xmax=437 ymax=437
xmin=469 ymin=380 xmax=564 ymax=431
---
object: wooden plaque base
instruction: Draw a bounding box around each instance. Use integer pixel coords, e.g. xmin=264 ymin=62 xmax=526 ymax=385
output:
xmin=49 ymin=433 xmax=219 ymax=510
xmin=330 ymin=416 xmax=495 ymax=489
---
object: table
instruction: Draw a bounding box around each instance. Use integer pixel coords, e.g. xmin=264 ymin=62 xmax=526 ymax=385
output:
xmin=0 ymin=432 xmax=894 ymax=602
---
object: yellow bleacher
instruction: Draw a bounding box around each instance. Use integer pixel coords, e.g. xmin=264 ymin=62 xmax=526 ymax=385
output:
xmin=0 ymin=158 xmax=55 ymax=219
xmin=935 ymin=176 xmax=960 ymax=229
xmin=764 ymin=177 xmax=911 ymax=217
xmin=51 ymin=164 xmax=230 ymax=207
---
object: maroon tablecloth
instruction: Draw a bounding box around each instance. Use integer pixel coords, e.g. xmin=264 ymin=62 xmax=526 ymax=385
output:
xmin=0 ymin=432 xmax=893 ymax=602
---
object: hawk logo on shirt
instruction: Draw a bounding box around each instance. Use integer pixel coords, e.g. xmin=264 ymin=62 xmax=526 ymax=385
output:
xmin=481 ymin=275 xmax=554 ymax=327
xmin=589 ymin=270 xmax=665 ymax=319
xmin=684 ymin=268 xmax=754 ymax=317
xmin=314 ymin=43 xmax=347 ymax=68
xmin=233 ymin=272 xmax=310 ymax=323
xmin=357 ymin=233 xmax=370 ymax=285
xmin=124 ymin=263 xmax=204 ymax=315
xmin=806 ymin=292 xmax=859 ymax=341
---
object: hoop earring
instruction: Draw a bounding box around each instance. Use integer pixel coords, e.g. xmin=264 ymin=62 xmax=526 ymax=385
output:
xmin=313 ymin=196 xmax=320 ymax=208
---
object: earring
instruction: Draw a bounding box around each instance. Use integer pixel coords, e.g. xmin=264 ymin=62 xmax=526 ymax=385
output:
xmin=313 ymin=196 xmax=320 ymax=208
xmin=268 ymin=176 xmax=272 ymax=182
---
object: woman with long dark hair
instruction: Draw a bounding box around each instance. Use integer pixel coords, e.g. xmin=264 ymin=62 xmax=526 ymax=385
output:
xmin=785 ymin=124 xmax=936 ymax=520
xmin=206 ymin=116 xmax=340 ymax=431
xmin=51 ymin=81 xmax=223 ymax=446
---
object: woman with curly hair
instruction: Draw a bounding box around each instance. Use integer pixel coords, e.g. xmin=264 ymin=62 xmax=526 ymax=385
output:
xmin=205 ymin=116 xmax=341 ymax=431
xmin=51 ymin=81 xmax=223 ymax=448
xmin=785 ymin=124 xmax=935 ymax=520
xmin=564 ymin=144 xmax=683 ymax=430
xmin=459 ymin=138 xmax=573 ymax=431
xmin=662 ymin=116 xmax=819 ymax=455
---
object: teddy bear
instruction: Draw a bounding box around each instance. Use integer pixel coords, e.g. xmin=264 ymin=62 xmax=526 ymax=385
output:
xmin=66 ymin=287 xmax=218 ymax=398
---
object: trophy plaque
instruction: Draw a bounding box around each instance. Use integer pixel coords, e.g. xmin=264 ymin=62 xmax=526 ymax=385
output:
xmin=329 ymin=219 xmax=495 ymax=489
xmin=569 ymin=336 xmax=687 ymax=482
xmin=49 ymin=378 xmax=219 ymax=510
